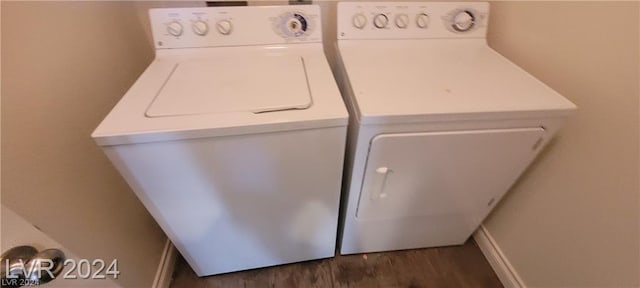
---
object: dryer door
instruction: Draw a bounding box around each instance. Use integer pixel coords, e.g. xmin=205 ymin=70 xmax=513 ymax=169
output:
xmin=356 ymin=127 xmax=545 ymax=229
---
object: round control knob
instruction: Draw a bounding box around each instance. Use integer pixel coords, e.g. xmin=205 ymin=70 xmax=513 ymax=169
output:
xmin=166 ymin=21 xmax=183 ymax=37
xmin=352 ymin=13 xmax=367 ymax=29
xmin=394 ymin=14 xmax=409 ymax=29
xmin=416 ymin=13 xmax=430 ymax=29
xmin=286 ymin=17 xmax=303 ymax=34
xmin=192 ymin=20 xmax=209 ymax=36
xmin=373 ymin=14 xmax=388 ymax=29
xmin=216 ymin=19 xmax=233 ymax=35
xmin=452 ymin=10 xmax=475 ymax=32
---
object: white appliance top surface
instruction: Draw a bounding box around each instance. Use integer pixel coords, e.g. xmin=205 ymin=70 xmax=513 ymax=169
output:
xmin=93 ymin=5 xmax=346 ymax=146
xmin=93 ymin=44 xmax=347 ymax=146
xmin=146 ymin=54 xmax=311 ymax=117
xmin=338 ymin=39 xmax=576 ymax=124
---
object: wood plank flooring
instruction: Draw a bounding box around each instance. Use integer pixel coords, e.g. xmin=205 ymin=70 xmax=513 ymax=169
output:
xmin=170 ymin=239 xmax=503 ymax=288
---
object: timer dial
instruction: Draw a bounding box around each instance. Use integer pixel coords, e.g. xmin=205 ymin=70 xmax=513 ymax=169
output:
xmin=286 ymin=13 xmax=309 ymax=36
xmin=451 ymin=10 xmax=475 ymax=32
xmin=274 ymin=11 xmax=314 ymax=38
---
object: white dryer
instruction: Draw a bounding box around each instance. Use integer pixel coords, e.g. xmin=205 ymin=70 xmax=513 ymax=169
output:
xmin=92 ymin=5 xmax=348 ymax=276
xmin=335 ymin=2 xmax=576 ymax=254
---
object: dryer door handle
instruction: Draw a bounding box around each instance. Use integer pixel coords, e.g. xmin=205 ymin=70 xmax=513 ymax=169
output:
xmin=370 ymin=166 xmax=392 ymax=200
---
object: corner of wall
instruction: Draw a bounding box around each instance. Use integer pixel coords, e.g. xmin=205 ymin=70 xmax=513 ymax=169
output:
xmin=473 ymin=225 xmax=525 ymax=288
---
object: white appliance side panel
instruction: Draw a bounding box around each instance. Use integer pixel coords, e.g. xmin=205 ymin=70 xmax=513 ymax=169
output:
xmin=356 ymin=127 xmax=545 ymax=242
xmin=102 ymin=127 xmax=346 ymax=276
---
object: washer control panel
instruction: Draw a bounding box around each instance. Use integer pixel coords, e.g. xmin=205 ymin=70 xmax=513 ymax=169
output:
xmin=338 ymin=2 xmax=488 ymax=40
xmin=150 ymin=5 xmax=321 ymax=49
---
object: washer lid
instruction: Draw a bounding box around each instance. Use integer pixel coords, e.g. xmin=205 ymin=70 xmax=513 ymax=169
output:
xmin=146 ymin=54 xmax=312 ymax=117
xmin=92 ymin=44 xmax=349 ymax=146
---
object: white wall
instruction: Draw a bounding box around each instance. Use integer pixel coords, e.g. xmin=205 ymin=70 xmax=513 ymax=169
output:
xmin=1 ymin=2 xmax=167 ymax=287
xmin=483 ymin=2 xmax=640 ymax=287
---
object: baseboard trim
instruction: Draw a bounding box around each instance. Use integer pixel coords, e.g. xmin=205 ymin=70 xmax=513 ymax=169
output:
xmin=473 ymin=225 xmax=526 ymax=288
xmin=152 ymin=239 xmax=177 ymax=288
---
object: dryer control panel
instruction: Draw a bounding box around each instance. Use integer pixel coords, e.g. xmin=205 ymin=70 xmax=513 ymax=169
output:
xmin=150 ymin=5 xmax=321 ymax=49
xmin=337 ymin=2 xmax=488 ymax=40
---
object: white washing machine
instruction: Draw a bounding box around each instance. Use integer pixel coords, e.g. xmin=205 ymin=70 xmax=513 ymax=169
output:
xmin=335 ymin=2 xmax=576 ymax=254
xmin=92 ymin=5 xmax=348 ymax=276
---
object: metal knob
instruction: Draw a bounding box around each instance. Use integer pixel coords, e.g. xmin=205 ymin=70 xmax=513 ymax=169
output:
xmin=1 ymin=246 xmax=38 ymax=282
xmin=1 ymin=246 xmax=66 ymax=287
xmin=26 ymin=249 xmax=66 ymax=284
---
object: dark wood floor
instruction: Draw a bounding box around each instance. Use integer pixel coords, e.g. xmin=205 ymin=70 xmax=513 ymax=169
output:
xmin=170 ymin=239 xmax=503 ymax=288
